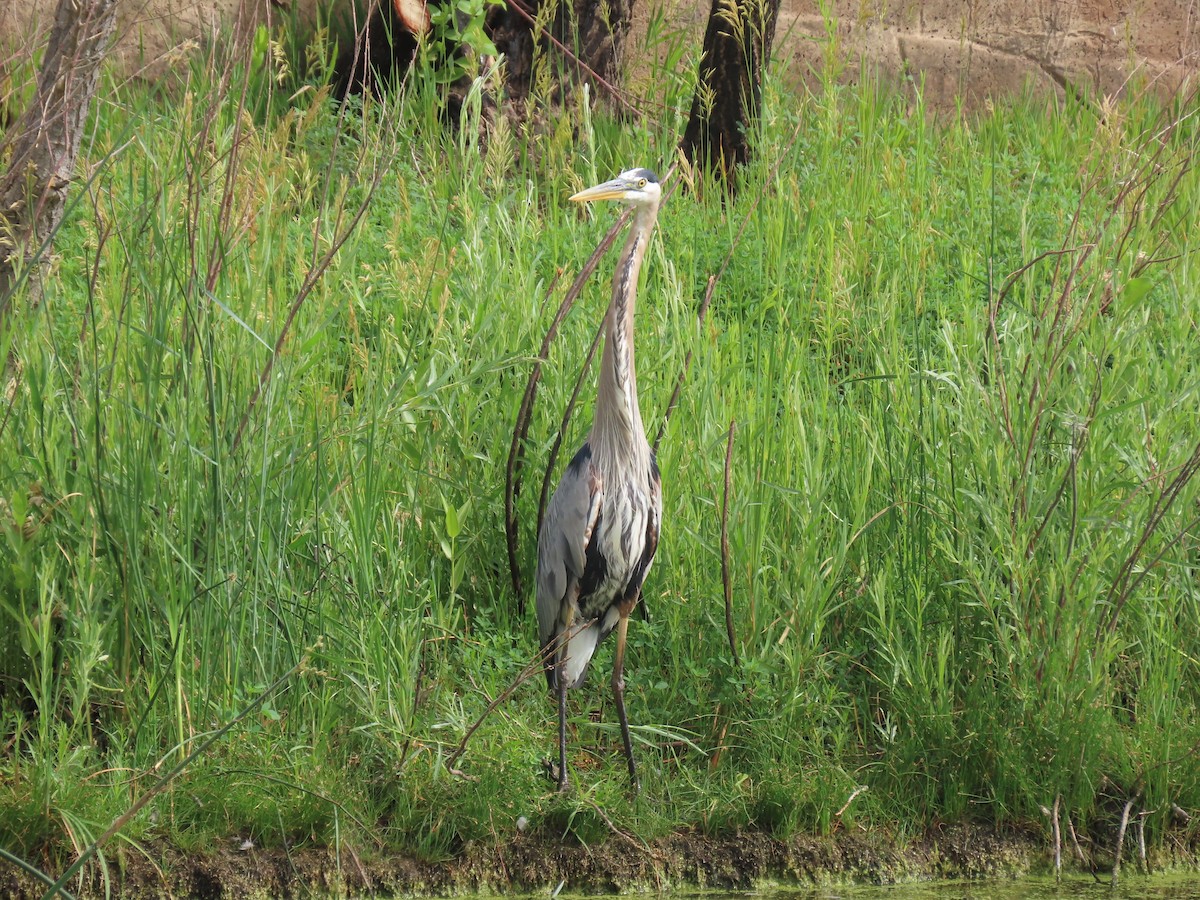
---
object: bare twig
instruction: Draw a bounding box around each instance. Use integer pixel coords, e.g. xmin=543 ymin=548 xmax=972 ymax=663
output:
xmin=37 ymin=653 xmax=309 ymax=899
xmin=537 ymin=317 xmax=605 ymax=537
xmin=1067 ymin=814 xmax=1100 ymax=880
xmin=230 ymin=169 xmax=388 ymax=453
xmin=1100 ymin=499 xmax=1200 ymax=639
xmin=1022 ymin=347 xmax=1103 ymax=562
xmin=504 ymin=0 xmax=645 ymax=119
xmin=506 ymin=218 xmax=628 ymax=605
xmin=991 ymin=246 xmax=1093 ymax=320
xmin=835 ymin=785 xmax=868 ymax=817
xmin=0 ymin=0 xmax=119 ymax=313
xmin=1137 ymin=809 xmax=1150 ymax=875
xmin=720 ymin=419 xmax=740 ymax=671
xmin=446 ymin=645 xmax=553 ymax=770
xmin=1112 ymin=794 xmax=1137 ymax=887
xmin=582 ymin=796 xmax=650 ymax=853
xmin=1042 ymin=797 xmax=1063 ymax=880
xmin=231 ymin=34 xmax=398 ymax=454
xmin=1052 ymin=794 xmax=1062 ymax=881
xmin=986 ymin=85 xmax=1194 ymax=479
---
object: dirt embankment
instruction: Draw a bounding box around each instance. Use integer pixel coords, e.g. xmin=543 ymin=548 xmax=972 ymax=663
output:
xmin=626 ymin=0 xmax=1197 ymax=111
xmin=768 ymin=0 xmax=1199 ymax=110
xmin=4 ymin=1 xmax=1197 ymax=111
xmin=5 ymin=824 xmax=1199 ymax=899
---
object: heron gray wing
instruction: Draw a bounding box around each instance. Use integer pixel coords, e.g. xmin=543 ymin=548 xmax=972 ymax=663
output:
xmin=631 ymin=456 xmax=662 ymax=619
xmin=535 ymin=443 xmax=604 ymax=651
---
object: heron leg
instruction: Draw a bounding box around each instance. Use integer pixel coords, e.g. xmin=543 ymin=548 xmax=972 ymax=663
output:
xmin=611 ymin=603 xmax=639 ymax=793
xmin=556 ymin=606 xmax=575 ymax=793
xmin=557 ymin=663 xmax=570 ymax=792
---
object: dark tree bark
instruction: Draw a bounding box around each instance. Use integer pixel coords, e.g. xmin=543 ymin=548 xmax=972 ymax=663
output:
xmin=0 ymin=0 xmax=119 ymax=316
xmin=681 ymin=0 xmax=781 ymax=184
xmin=333 ymin=0 xmax=420 ymax=99
xmin=559 ymin=0 xmax=633 ymax=89
xmin=488 ymin=0 xmax=634 ymax=108
xmin=330 ymin=0 xmax=632 ymax=119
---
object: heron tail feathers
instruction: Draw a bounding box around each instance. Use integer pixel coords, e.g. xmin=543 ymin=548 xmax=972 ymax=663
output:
xmin=544 ymin=618 xmax=605 ymax=693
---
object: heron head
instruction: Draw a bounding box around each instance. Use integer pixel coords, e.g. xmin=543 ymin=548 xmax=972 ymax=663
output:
xmin=570 ymin=168 xmax=661 ymax=208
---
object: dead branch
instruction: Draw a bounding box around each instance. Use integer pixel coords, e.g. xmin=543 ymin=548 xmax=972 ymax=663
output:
xmin=1112 ymin=794 xmax=1137 ymax=887
xmin=504 ymin=0 xmax=645 ymax=119
xmin=446 ymin=644 xmax=553 ymax=771
xmin=506 ymin=213 xmax=629 ymax=606
xmin=0 ymin=0 xmax=119 ymax=315
xmin=720 ymin=418 xmax=739 ymax=671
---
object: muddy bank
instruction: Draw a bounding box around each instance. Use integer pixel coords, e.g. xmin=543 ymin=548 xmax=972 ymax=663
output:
xmin=7 ymin=824 xmax=1198 ymax=899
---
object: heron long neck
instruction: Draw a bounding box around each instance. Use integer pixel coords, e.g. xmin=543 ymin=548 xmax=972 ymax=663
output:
xmin=592 ymin=201 xmax=659 ymax=479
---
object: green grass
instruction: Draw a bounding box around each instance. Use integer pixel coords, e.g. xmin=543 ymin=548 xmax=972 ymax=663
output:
xmin=1 ymin=20 xmax=1198 ymax=882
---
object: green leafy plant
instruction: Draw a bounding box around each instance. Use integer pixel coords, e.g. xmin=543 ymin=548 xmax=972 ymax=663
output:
xmin=422 ymin=0 xmax=502 ymax=85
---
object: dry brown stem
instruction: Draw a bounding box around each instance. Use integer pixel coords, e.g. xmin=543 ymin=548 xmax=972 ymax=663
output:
xmin=0 ymin=0 xmax=119 ymax=315
xmin=720 ymin=418 xmax=739 ymax=671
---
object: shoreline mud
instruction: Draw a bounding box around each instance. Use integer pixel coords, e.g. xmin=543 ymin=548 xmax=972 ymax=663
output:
xmin=7 ymin=823 xmax=1199 ymax=899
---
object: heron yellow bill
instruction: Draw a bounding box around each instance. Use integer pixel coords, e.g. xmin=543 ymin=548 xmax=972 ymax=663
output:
xmin=569 ymin=178 xmax=636 ymax=203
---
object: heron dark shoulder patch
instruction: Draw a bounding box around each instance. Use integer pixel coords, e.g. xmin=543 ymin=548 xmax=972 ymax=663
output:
xmin=566 ymin=442 xmax=592 ymax=475
xmin=579 ymin=513 xmax=608 ymax=599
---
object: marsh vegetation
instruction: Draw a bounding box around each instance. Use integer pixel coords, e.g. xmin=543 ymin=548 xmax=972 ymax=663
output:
xmin=0 ymin=16 xmax=1198 ymax=894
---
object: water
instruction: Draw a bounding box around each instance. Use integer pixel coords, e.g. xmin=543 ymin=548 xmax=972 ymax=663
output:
xmin=758 ymin=878 xmax=1200 ymax=900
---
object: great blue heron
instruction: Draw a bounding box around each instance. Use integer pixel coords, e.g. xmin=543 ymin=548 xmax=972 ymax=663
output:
xmin=536 ymin=168 xmax=663 ymax=794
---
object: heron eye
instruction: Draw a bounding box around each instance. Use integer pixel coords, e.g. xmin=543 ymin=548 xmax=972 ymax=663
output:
xmin=637 ymin=178 xmax=647 ymax=188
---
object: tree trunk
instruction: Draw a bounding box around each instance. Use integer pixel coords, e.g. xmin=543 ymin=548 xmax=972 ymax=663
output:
xmin=333 ymin=0 xmax=420 ymax=99
xmin=488 ymin=0 xmax=634 ymax=108
xmin=681 ymin=0 xmax=781 ymax=184
xmin=0 ymin=0 xmax=119 ymax=317
xmin=558 ymin=0 xmax=633 ymax=89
